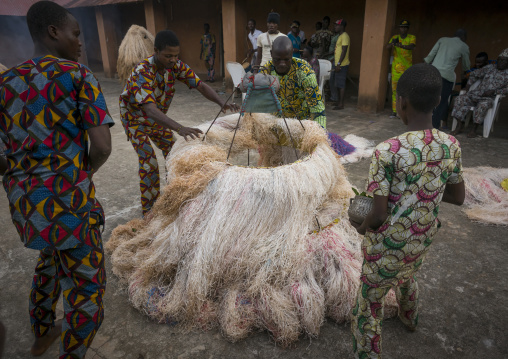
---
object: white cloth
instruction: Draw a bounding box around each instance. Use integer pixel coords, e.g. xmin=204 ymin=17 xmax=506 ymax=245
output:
xmin=248 ymin=29 xmax=263 ymax=50
xmin=257 ymin=32 xmax=288 ymax=66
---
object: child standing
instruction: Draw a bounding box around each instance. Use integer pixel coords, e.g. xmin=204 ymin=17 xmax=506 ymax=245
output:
xmin=349 ymin=63 xmax=465 ymax=358
xmin=200 ymin=23 xmax=216 ymax=82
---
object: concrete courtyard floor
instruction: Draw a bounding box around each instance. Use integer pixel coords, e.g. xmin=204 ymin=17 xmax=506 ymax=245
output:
xmin=1 ymin=74 xmax=508 ymax=359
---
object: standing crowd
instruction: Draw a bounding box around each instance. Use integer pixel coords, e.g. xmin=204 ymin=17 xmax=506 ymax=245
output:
xmin=0 ymin=2 xmax=507 ymax=359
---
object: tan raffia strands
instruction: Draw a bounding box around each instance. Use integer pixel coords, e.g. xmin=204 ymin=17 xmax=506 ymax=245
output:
xmin=117 ymin=25 xmax=154 ymax=84
xmin=0 ymin=63 xmax=8 ymax=73
xmin=462 ymin=167 xmax=508 ymax=226
xmin=107 ymin=113 xmax=397 ymax=344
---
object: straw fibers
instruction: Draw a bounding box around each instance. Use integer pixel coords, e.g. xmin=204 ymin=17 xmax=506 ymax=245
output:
xmin=0 ymin=63 xmax=8 ymax=73
xmin=462 ymin=166 xmax=508 ymax=226
xmin=117 ymin=25 xmax=154 ymax=84
xmin=107 ymin=114 xmax=397 ymax=345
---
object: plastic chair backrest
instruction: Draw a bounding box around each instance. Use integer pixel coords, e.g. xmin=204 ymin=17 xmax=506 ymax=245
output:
xmin=317 ymin=59 xmax=331 ymax=96
xmin=226 ymin=62 xmax=246 ymax=88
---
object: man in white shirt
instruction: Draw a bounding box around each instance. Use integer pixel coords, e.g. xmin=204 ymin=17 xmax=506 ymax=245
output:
xmin=255 ymin=12 xmax=288 ymax=69
xmin=247 ymin=19 xmax=262 ymax=68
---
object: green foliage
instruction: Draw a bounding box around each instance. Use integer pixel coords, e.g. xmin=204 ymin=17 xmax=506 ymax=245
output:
xmin=352 ymin=187 xmax=373 ymax=198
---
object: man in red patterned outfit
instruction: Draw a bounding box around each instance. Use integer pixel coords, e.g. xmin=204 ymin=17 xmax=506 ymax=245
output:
xmin=119 ymin=30 xmax=238 ymax=216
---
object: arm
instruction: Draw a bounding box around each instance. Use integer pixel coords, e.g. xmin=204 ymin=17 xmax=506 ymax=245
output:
xmin=0 ymin=155 xmax=7 ymax=175
xmin=397 ymin=43 xmax=415 ymax=51
xmin=461 ymin=47 xmax=471 ymax=72
xmin=196 ymin=82 xmax=239 ymax=112
xmin=302 ymin=71 xmax=326 ymax=127
xmin=441 ymin=182 xmax=465 ymax=205
xmin=424 ymin=40 xmax=440 ymax=64
xmin=354 ymin=195 xmax=389 ymax=235
xmin=199 ymin=38 xmax=203 ymax=60
xmin=253 ymin=48 xmax=262 ymax=73
xmin=87 ymin=124 xmax=112 ymax=173
xmin=142 ymin=103 xmax=203 ymax=140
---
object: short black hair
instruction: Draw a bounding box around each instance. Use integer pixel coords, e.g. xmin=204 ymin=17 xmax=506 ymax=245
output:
xmin=476 ymin=52 xmax=488 ymax=59
xmin=316 ymin=21 xmax=322 ymax=29
xmin=397 ymin=63 xmax=442 ymax=113
xmin=26 ymin=1 xmax=71 ymax=41
xmin=293 ymin=20 xmax=301 ymax=26
xmin=248 ymin=18 xmax=256 ymax=26
xmin=323 ymin=16 xmax=330 ymax=22
xmin=154 ymin=30 xmax=179 ymax=50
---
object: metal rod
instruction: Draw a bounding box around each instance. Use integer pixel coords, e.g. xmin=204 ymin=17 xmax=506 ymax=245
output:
xmin=282 ymin=116 xmax=299 ymax=160
xmin=202 ymin=85 xmax=239 ymax=141
xmin=247 ymin=149 xmax=250 ymax=166
xmin=315 ymin=216 xmax=321 ymax=231
xmin=226 ymin=112 xmax=242 ymax=161
xmin=278 ymin=90 xmax=306 ymax=130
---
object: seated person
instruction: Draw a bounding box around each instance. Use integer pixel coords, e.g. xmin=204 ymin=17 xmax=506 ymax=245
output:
xmin=301 ymin=45 xmax=320 ymax=86
xmin=260 ymin=36 xmax=326 ymax=127
xmin=461 ymin=52 xmax=497 ymax=88
xmin=451 ymin=48 xmax=508 ymax=138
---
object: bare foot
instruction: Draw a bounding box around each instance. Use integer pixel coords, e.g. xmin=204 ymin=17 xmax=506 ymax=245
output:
xmin=467 ymin=130 xmax=478 ymax=138
xmin=31 ymin=320 xmax=62 ymax=356
xmin=450 ymin=127 xmax=463 ymax=136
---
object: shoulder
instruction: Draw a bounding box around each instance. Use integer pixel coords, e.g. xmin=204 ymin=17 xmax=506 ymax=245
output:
xmin=255 ymin=29 xmax=263 ymax=36
xmin=276 ymin=32 xmax=288 ymax=38
xmin=408 ymin=34 xmax=416 ymax=40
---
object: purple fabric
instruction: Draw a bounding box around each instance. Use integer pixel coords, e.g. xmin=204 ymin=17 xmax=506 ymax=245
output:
xmin=328 ymin=132 xmax=356 ymax=156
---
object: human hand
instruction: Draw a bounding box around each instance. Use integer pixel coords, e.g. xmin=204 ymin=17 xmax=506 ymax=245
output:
xmin=178 ymin=127 xmax=203 ymax=141
xmin=482 ymin=89 xmax=495 ymax=97
xmin=335 ymin=66 xmax=342 ymax=72
xmin=222 ymin=102 xmax=240 ymax=113
xmin=349 ymin=219 xmax=366 ymax=235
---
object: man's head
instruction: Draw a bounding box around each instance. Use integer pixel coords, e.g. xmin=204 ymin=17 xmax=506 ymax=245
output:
xmin=248 ymin=19 xmax=256 ymax=31
xmin=154 ymin=30 xmax=180 ymax=69
xmin=335 ymin=19 xmax=347 ymax=33
xmin=26 ymin=1 xmax=82 ymax=62
xmin=290 ymin=21 xmax=300 ymax=35
xmin=270 ymin=36 xmax=293 ymax=75
xmin=396 ymin=63 xmax=442 ymax=122
xmin=204 ymin=23 xmax=210 ymax=33
xmin=454 ymin=28 xmax=467 ymax=42
xmin=497 ymin=48 xmax=508 ymax=71
xmin=322 ymin=16 xmax=330 ymax=29
xmin=475 ymin=52 xmax=489 ymax=69
xmin=267 ymin=12 xmax=280 ymax=34
xmin=315 ymin=21 xmax=323 ymax=31
xmin=399 ymin=20 xmax=409 ymax=36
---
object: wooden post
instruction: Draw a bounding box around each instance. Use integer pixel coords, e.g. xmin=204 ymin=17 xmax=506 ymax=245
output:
xmin=144 ymin=0 xmax=166 ymax=37
xmin=357 ymin=0 xmax=397 ymax=113
xmin=222 ymin=0 xmax=238 ymax=90
xmin=95 ymin=5 xmax=119 ymax=78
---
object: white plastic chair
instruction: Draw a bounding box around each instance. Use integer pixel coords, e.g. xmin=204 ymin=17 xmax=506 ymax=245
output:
xmin=226 ymin=61 xmax=246 ymax=101
xmin=318 ymin=59 xmax=331 ymax=103
xmin=451 ymin=80 xmax=504 ymax=138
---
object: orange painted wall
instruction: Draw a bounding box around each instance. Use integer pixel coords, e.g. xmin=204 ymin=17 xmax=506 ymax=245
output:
xmin=394 ymin=0 xmax=508 ymax=81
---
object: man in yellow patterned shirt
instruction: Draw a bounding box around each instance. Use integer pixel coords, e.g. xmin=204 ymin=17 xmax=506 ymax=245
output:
xmin=387 ymin=20 xmax=416 ymax=118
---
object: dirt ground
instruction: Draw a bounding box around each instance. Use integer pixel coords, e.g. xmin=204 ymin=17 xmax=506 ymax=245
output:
xmin=1 ymin=73 xmax=507 ymax=359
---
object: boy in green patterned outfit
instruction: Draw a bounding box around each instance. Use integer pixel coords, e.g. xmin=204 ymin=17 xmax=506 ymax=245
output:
xmin=349 ymin=63 xmax=465 ymax=358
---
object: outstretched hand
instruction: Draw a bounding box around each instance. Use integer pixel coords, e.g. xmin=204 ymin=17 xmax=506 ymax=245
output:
xmin=222 ymin=102 xmax=240 ymax=113
xmin=178 ymin=127 xmax=203 ymax=141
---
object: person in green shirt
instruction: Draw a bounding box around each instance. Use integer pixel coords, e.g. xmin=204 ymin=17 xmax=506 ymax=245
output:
xmin=387 ymin=20 xmax=416 ymax=118
xmin=424 ymin=29 xmax=470 ymax=129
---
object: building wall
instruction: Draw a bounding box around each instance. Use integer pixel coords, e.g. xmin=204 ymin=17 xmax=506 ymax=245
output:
xmin=394 ymin=0 xmax=508 ymax=79
xmin=162 ymin=0 xmax=223 ymax=77
xmin=0 ymin=15 xmax=33 ymax=68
